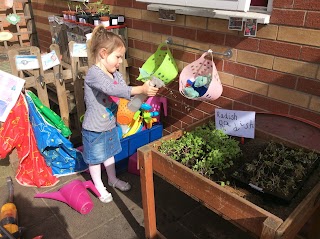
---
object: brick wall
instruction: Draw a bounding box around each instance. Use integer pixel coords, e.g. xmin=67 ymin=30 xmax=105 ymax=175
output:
xmin=32 ymin=0 xmax=320 ymax=134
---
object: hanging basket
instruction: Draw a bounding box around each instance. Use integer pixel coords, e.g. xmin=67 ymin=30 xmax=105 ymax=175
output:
xmin=137 ymin=43 xmax=178 ymax=84
xmin=179 ymin=51 xmax=223 ymax=101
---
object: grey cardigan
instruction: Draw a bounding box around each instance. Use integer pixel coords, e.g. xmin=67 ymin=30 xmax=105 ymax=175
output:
xmin=82 ymin=65 xmax=132 ymax=132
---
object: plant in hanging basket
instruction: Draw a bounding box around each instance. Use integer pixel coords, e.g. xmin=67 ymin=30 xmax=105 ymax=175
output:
xmin=232 ymin=141 xmax=320 ymax=202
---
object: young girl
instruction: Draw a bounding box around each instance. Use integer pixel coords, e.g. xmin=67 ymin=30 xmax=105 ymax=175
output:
xmin=82 ymin=25 xmax=159 ymax=203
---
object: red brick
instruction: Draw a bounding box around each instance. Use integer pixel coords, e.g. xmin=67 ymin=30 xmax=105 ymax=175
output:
xmin=223 ymin=61 xmax=257 ymax=79
xmin=172 ymin=49 xmax=196 ymax=63
xmin=125 ymin=18 xmax=133 ymax=28
xmin=294 ymin=0 xmax=320 ymax=10
xmin=222 ymin=86 xmax=252 ymax=104
xmin=151 ymin=23 xmax=172 ymax=35
xmin=256 ymin=69 xmax=297 ymax=89
xmin=225 ymin=35 xmax=259 ymax=51
xmin=300 ymin=46 xmax=320 ymax=63
xmin=129 ymin=66 xmax=140 ymax=78
xmin=252 ymin=95 xmax=290 ymax=114
xmin=270 ymin=9 xmax=306 ymax=27
xmin=196 ymin=29 xmax=225 ymax=45
xmin=131 ymin=19 xmax=151 ymax=31
xmin=233 ymin=102 xmax=262 ymax=112
xmin=35 ymin=15 xmax=51 ymax=25
xmin=214 ymin=59 xmax=223 ymax=71
xmin=272 ymin=0 xmax=294 ymax=8
xmin=188 ymin=108 xmax=205 ymax=119
xmin=259 ymin=39 xmax=301 ymax=59
xmin=115 ymin=0 xmax=132 ymax=7
xmin=297 ymin=78 xmax=320 ymax=97
xmin=196 ymin=101 xmax=218 ymax=114
xmin=213 ymin=96 xmax=233 ymax=109
xmin=133 ymin=1 xmax=148 ymax=9
xmin=171 ymin=109 xmax=194 ymax=125
xmin=134 ymin=40 xmax=152 ymax=52
xmin=133 ymin=58 xmax=145 ymax=68
xmin=128 ymin=38 xmax=134 ymax=48
xmin=171 ymin=26 xmax=196 ymax=41
xmin=305 ymin=11 xmax=320 ymax=29
xmin=104 ymin=0 xmax=117 ymax=5
xmin=290 ymin=107 xmax=320 ymax=125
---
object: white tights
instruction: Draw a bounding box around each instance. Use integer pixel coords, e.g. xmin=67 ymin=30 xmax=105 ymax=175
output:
xmin=89 ymin=156 xmax=126 ymax=192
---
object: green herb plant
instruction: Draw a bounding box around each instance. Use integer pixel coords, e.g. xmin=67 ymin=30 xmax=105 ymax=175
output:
xmin=158 ymin=121 xmax=242 ymax=180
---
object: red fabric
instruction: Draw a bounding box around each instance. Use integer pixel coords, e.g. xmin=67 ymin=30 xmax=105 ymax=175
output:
xmin=0 ymin=94 xmax=58 ymax=187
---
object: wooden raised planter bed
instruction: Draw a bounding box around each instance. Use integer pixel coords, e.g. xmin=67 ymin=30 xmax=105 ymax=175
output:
xmin=138 ymin=114 xmax=320 ymax=239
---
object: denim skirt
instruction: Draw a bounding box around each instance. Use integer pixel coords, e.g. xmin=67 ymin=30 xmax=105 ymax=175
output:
xmin=82 ymin=127 xmax=122 ymax=165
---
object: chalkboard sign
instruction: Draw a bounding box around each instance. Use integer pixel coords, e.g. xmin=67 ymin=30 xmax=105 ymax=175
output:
xmin=215 ymin=109 xmax=255 ymax=138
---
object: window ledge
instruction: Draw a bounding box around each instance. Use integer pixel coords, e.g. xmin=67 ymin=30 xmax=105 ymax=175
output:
xmin=147 ymin=4 xmax=270 ymax=24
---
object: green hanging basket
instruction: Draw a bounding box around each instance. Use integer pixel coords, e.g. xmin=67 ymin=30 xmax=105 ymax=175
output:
xmin=137 ymin=43 xmax=178 ymax=84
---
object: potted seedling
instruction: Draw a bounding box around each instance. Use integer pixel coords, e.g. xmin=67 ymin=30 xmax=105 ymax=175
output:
xmin=232 ymin=141 xmax=319 ymax=202
xmin=96 ymin=0 xmax=110 ymax=27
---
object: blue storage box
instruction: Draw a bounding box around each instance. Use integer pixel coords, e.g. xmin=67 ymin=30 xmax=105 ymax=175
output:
xmin=115 ymin=124 xmax=163 ymax=172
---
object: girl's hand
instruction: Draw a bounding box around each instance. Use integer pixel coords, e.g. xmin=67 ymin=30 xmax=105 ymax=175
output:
xmin=142 ymin=80 xmax=159 ymax=96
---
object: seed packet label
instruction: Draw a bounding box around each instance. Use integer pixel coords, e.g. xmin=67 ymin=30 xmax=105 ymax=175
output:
xmin=41 ymin=50 xmax=60 ymax=71
xmin=71 ymin=43 xmax=87 ymax=57
xmin=215 ymin=109 xmax=255 ymax=138
xmin=15 ymin=55 xmax=39 ymax=70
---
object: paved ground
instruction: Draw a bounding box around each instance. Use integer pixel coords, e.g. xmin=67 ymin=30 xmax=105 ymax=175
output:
xmin=0 ymin=152 xmax=308 ymax=239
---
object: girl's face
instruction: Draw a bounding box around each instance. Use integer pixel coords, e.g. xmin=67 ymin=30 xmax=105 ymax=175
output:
xmin=99 ymin=46 xmax=125 ymax=76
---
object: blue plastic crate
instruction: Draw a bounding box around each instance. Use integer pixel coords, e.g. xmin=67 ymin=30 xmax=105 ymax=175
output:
xmin=115 ymin=124 xmax=163 ymax=172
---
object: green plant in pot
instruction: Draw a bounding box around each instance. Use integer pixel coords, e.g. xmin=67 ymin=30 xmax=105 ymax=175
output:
xmin=96 ymin=0 xmax=110 ymax=27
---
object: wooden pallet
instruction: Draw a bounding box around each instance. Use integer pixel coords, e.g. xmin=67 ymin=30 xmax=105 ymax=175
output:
xmin=0 ymin=0 xmax=38 ymax=52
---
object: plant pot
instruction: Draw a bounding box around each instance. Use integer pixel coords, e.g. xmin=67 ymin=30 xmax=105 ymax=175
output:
xmin=68 ymin=11 xmax=76 ymax=22
xmin=109 ymin=15 xmax=118 ymax=26
xmin=88 ymin=13 xmax=99 ymax=25
xmin=62 ymin=10 xmax=69 ymax=20
xmin=100 ymin=15 xmax=110 ymax=27
xmin=138 ymin=114 xmax=320 ymax=239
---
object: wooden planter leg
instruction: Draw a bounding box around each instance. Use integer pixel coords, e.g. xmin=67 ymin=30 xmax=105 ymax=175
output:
xmin=261 ymin=217 xmax=281 ymax=239
xmin=138 ymin=147 xmax=158 ymax=239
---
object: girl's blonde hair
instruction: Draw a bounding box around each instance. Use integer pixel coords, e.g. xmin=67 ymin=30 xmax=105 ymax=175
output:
xmin=89 ymin=25 xmax=125 ymax=61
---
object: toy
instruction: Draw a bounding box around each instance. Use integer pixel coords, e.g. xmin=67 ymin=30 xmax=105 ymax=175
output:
xmin=122 ymin=111 xmax=143 ymax=138
xmin=116 ymin=98 xmax=135 ymax=125
xmin=0 ymin=177 xmax=22 ymax=239
xmin=145 ymin=96 xmax=167 ymax=123
xmin=34 ymin=180 xmax=101 ymax=215
xmin=183 ymin=75 xmax=211 ymax=98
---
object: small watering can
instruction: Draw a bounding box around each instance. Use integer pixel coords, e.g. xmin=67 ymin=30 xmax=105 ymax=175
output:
xmin=145 ymin=96 xmax=167 ymax=123
xmin=34 ymin=180 xmax=100 ymax=215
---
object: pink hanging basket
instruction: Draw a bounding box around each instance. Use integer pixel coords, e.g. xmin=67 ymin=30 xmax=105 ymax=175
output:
xmin=179 ymin=51 xmax=223 ymax=101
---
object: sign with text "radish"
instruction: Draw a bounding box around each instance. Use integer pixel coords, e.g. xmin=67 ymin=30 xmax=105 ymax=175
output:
xmin=215 ymin=109 xmax=256 ymax=138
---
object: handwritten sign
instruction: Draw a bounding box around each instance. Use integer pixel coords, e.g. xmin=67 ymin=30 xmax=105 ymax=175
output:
xmin=215 ymin=109 xmax=255 ymax=138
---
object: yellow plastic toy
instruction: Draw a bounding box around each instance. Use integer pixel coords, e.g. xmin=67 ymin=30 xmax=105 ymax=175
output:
xmin=122 ymin=112 xmax=143 ymax=138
